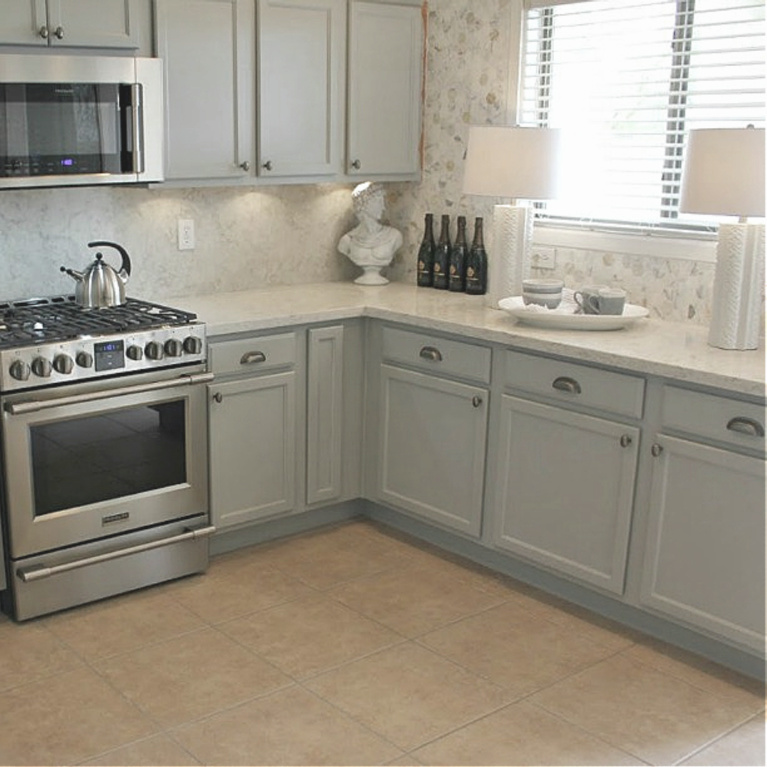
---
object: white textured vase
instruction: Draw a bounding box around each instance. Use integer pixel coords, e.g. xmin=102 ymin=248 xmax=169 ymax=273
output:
xmin=708 ymin=223 xmax=765 ymax=350
xmin=486 ymin=204 xmax=533 ymax=308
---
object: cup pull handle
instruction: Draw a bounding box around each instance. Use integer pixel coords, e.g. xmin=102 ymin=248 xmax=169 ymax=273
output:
xmin=419 ymin=346 xmax=443 ymax=362
xmin=241 ymin=351 xmax=267 ymax=365
xmin=552 ymin=376 xmax=582 ymax=395
xmin=726 ymin=417 xmax=765 ymax=438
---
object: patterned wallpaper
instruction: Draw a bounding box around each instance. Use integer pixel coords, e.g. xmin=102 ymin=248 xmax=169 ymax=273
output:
xmin=0 ymin=0 xmax=737 ymax=324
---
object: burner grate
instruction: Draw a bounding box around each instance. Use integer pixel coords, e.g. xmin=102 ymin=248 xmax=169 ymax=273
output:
xmin=0 ymin=296 xmax=198 ymax=350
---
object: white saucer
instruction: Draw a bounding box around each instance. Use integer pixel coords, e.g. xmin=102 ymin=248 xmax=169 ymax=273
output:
xmin=498 ymin=296 xmax=649 ymax=331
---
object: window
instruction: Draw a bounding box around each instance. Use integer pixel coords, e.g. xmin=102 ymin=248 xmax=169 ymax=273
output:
xmin=519 ymin=0 xmax=765 ymax=231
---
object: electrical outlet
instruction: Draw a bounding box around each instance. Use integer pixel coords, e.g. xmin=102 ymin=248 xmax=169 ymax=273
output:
xmin=178 ymin=219 xmax=195 ymax=251
xmin=531 ymin=246 xmax=556 ymax=270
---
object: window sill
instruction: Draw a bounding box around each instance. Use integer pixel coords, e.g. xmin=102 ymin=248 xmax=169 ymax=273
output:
xmin=533 ymin=223 xmax=718 ymax=264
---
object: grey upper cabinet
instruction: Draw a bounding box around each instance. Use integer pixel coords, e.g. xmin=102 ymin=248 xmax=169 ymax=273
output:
xmin=257 ymin=0 xmax=345 ymax=178
xmin=154 ymin=0 xmax=254 ymax=181
xmin=639 ymin=386 xmax=766 ymax=653
xmin=0 ymin=0 xmax=140 ymax=48
xmin=346 ymin=0 xmax=423 ymax=178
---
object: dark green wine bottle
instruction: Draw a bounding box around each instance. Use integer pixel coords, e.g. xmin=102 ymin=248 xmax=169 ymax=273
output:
xmin=448 ymin=215 xmax=467 ymax=292
xmin=416 ymin=213 xmax=435 ymax=287
xmin=433 ymin=214 xmax=451 ymax=289
xmin=465 ymin=217 xmax=488 ymax=295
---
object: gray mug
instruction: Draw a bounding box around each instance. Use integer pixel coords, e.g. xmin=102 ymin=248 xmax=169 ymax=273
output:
xmin=576 ymin=287 xmax=627 ymax=316
xmin=573 ymin=285 xmax=607 ymax=315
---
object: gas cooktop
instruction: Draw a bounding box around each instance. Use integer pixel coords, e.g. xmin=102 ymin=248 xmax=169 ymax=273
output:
xmin=0 ymin=295 xmax=206 ymax=393
xmin=0 ymin=295 xmax=198 ymax=350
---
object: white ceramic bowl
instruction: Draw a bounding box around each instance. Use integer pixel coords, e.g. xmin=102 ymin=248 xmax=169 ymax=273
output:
xmin=522 ymin=278 xmax=564 ymax=309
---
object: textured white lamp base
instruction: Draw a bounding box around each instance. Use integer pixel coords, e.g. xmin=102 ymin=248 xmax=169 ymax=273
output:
xmin=708 ymin=223 xmax=765 ymax=350
xmin=486 ymin=204 xmax=533 ymax=308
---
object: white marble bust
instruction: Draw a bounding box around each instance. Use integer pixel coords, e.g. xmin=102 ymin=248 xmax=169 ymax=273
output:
xmin=338 ymin=182 xmax=402 ymax=285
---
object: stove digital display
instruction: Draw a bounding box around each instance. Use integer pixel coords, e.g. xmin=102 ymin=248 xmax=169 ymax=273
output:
xmin=94 ymin=340 xmax=125 ymax=372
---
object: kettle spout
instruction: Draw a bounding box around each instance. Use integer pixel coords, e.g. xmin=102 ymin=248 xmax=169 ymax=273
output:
xmin=60 ymin=266 xmax=85 ymax=283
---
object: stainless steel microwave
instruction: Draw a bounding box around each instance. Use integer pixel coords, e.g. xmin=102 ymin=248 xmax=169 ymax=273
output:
xmin=0 ymin=54 xmax=163 ymax=189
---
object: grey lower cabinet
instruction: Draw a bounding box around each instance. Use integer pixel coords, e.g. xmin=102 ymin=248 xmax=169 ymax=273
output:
xmin=488 ymin=350 xmax=644 ymax=595
xmin=639 ymin=385 xmax=766 ymax=653
xmin=208 ymin=321 xmax=362 ymax=531
xmin=372 ymin=325 xmax=492 ymax=538
xmin=208 ymin=332 xmax=299 ymax=530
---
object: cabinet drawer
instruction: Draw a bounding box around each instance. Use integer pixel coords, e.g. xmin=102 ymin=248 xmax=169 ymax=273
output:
xmin=382 ymin=326 xmax=491 ymax=384
xmin=503 ymin=350 xmax=645 ymax=419
xmin=662 ymin=386 xmax=766 ymax=454
xmin=210 ymin=332 xmax=297 ymax=376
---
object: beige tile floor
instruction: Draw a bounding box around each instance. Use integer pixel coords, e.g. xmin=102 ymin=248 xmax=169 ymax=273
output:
xmin=0 ymin=519 xmax=764 ymax=766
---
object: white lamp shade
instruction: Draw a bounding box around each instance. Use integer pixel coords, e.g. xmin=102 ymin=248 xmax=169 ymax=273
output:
xmin=462 ymin=125 xmax=561 ymax=200
xmin=680 ymin=128 xmax=766 ymax=218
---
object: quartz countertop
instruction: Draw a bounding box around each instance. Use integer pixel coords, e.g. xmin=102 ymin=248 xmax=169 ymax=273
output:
xmin=167 ymin=282 xmax=766 ymax=398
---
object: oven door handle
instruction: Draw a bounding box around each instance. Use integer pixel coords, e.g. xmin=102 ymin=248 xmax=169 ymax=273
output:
xmin=4 ymin=372 xmax=215 ymax=415
xmin=16 ymin=525 xmax=216 ymax=583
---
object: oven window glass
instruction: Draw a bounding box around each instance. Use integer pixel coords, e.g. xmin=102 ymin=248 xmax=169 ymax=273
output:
xmin=30 ymin=400 xmax=187 ymax=516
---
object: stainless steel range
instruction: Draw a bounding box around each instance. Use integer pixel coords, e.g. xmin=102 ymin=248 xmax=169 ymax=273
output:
xmin=0 ymin=295 xmax=214 ymax=620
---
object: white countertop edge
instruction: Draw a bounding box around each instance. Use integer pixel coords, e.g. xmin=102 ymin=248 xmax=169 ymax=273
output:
xmin=165 ymin=282 xmax=766 ymax=399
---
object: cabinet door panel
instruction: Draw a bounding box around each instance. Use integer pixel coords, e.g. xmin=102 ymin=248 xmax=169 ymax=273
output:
xmin=493 ymin=396 xmax=638 ymax=594
xmin=51 ymin=0 xmax=138 ymax=48
xmin=258 ymin=0 xmax=343 ymax=176
xmin=307 ymin=325 xmax=344 ymax=504
xmin=347 ymin=1 xmax=422 ymax=176
xmin=155 ymin=0 xmax=252 ymax=180
xmin=640 ymin=435 xmax=765 ymax=652
xmin=209 ymin=373 xmax=296 ymax=529
xmin=0 ymin=0 xmax=47 ymax=45
xmin=378 ymin=365 xmax=486 ymax=537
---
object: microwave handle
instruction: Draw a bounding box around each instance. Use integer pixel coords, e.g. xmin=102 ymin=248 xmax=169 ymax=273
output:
xmin=127 ymin=83 xmax=144 ymax=174
xmin=4 ymin=372 xmax=214 ymax=415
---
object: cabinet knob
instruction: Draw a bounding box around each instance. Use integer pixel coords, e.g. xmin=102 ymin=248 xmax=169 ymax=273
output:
xmin=472 ymin=395 xmax=483 ymax=408
xmin=419 ymin=346 xmax=443 ymax=362
xmin=619 ymin=434 xmax=632 ymax=448
xmin=212 ymin=392 xmax=223 ymax=403
xmin=351 ymin=159 xmax=361 ymax=170
xmin=552 ymin=376 xmax=582 ymax=395
xmin=726 ymin=416 xmax=765 ymax=438
xmin=239 ymin=161 xmax=250 ymax=171
xmin=54 ymin=26 xmax=64 ymax=39
xmin=39 ymin=25 xmax=49 ymax=38
xmin=651 ymin=443 xmax=664 ymax=457
xmin=262 ymin=160 xmax=273 ymax=171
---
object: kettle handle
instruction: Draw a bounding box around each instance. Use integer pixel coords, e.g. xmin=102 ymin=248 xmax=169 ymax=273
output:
xmin=87 ymin=241 xmax=131 ymax=278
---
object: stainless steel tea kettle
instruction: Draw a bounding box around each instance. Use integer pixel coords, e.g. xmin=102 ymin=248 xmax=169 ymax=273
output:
xmin=61 ymin=241 xmax=132 ymax=309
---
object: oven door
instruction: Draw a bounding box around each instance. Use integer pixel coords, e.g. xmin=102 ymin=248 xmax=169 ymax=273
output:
xmin=2 ymin=371 xmax=212 ymax=559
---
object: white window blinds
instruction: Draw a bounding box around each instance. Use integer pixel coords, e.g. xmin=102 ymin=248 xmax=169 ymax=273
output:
xmin=519 ymin=0 xmax=765 ymax=230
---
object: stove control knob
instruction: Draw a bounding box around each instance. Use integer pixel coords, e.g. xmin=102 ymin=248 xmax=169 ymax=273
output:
xmin=9 ymin=360 xmax=30 ymax=381
xmin=183 ymin=336 xmax=203 ymax=355
xmin=53 ymin=354 xmax=74 ymax=375
xmin=31 ymin=357 xmax=52 ymax=378
xmin=126 ymin=345 xmax=144 ymax=361
xmin=145 ymin=341 xmax=165 ymax=360
xmin=164 ymin=338 xmax=183 ymax=357
xmin=76 ymin=351 xmax=94 ymax=368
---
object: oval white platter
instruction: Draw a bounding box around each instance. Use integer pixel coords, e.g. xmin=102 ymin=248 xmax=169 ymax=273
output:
xmin=498 ymin=296 xmax=650 ymax=331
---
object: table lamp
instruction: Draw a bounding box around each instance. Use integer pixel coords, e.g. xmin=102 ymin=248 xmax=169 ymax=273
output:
xmin=680 ymin=126 xmax=765 ymax=350
xmin=462 ymin=125 xmax=561 ymax=306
